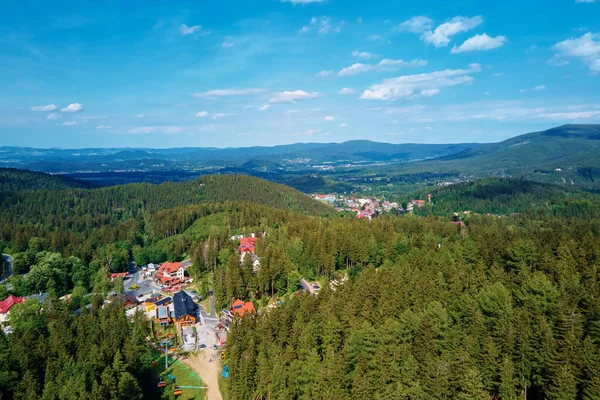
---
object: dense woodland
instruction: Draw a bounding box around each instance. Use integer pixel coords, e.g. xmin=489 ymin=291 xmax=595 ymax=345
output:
xmin=227 ymin=214 xmax=600 ymax=399
xmin=0 ymin=168 xmax=88 ymax=191
xmin=1 ymin=171 xmax=600 ymax=399
xmin=410 ymin=179 xmax=600 ymax=219
xmin=0 ymin=296 xmax=153 ymax=399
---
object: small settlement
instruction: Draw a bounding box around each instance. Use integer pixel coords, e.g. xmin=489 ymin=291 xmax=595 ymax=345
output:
xmin=312 ymin=193 xmax=433 ymax=219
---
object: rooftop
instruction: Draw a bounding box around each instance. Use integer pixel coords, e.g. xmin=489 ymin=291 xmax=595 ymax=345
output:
xmin=173 ymin=290 xmax=198 ymax=321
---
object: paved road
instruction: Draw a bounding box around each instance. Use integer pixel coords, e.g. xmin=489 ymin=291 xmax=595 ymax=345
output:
xmin=1 ymin=254 xmax=13 ymax=284
xmin=199 ymin=303 xmax=218 ymax=328
xmin=209 ymin=295 xmax=216 ymax=318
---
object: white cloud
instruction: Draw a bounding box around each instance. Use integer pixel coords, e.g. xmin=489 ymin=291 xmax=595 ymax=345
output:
xmin=193 ymin=88 xmax=267 ymax=98
xmin=360 ymin=63 xmax=481 ymax=101
xmin=351 ymin=50 xmax=377 ymax=59
xmin=212 ymin=113 xmax=233 ymax=119
xmin=538 ymin=110 xmax=600 ymax=118
xmin=130 ymin=127 xmax=156 ymax=134
xmin=300 ymin=17 xmax=333 ymax=34
xmin=451 ymin=33 xmax=507 ymax=53
xmin=548 ymin=54 xmax=570 ymax=66
xmin=421 ymin=16 xmax=483 ymax=48
xmin=129 ymin=126 xmax=182 ymax=134
xmin=492 ymin=72 xmax=504 ymax=77
xmin=519 ymin=89 xmax=527 ymax=93
xmin=268 ymin=90 xmax=320 ymax=103
xmin=316 ymin=70 xmax=334 ymax=78
xmin=340 ymin=123 xmax=348 ymax=127
xmin=61 ymin=103 xmax=84 ymax=113
xmin=281 ymin=0 xmax=324 ymax=3
xmin=163 ymin=126 xmax=182 ymax=134
xmin=222 ymin=37 xmax=235 ymax=48
xmin=552 ymin=32 xmax=600 ymax=72
xmin=339 ymin=87 xmax=356 ymax=95
xmin=59 ymin=121 xmax=78 ymax=126
xmin=325 ymin=115 xmax=335 ymax=121
xmin=259 ymin=104 xmax=271 ymax=111
xmin=46 ymin=113 xmax=61 ymax=120
xmin=396 ymin=16 xmax=433 ymax=34
xmin=180 ymin=24 xmax=207 ymax=36
xmin=196 ymin=111 xmax=209 ymax=117
xmin=366 ymin=35 xmax=384 ymax=41
xmin=534 ymin=85 xmax=546 ymax=91
xmin=96 ymin=125 xmax=112 ymax=129
xmin=575 ymin=0 xmax=597 ymax=3
xmin=30 ymin=104 xmax=56 ymax=112
xmin=339 ymin=58 xmax=427 ymax=76
xmin=136 ymin=114 xmax=144 ymax=117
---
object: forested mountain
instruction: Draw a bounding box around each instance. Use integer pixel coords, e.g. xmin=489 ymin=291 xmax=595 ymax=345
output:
xmin=0 ymin=168 xmax=88 ymax=191
xmin=385 ymin=124 xmax=600 ymax=191
xmin=226 ymin=213 xmax=600 ymax=400
xmin=410 ymin=178 xmax=600 ymax=218
xmin=0 ymin=296 xmax=153 ymax=399
xmin=1 ymin=172 xmax=600 ymax=400
xmin=0 ymin=174 xmax=329 ymax=297
xmin=0 ymin=141 xmax=479 ymax=171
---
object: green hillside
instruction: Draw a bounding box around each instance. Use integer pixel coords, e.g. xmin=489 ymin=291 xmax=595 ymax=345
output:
xmin=409 ymin=178 xmax=600 ymax=218
xmin=195 ymin=174 xmax=333 ymax=215
xmin=286 ymin=174 xmax=354 ymax=193
xmin=385 ymin=124 xmax=600 ymax=190
xmin=0 ymin=167 xmax=89 ymax=191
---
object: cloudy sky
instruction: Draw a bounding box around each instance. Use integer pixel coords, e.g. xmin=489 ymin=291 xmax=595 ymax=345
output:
xmin=1 ymin=0 xmax=599 ymax=148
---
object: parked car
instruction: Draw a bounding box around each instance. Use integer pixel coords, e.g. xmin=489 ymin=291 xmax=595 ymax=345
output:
xmin=199 ymin=344 xmax=206 ymax=349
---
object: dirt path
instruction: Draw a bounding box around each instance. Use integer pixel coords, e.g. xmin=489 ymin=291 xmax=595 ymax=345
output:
xmin=181 ymin=351 xmax=223 ymax=400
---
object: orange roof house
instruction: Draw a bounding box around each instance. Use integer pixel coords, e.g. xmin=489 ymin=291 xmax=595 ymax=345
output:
xmin=239 ymin=237 xmax=257 ymax=254
xmin=109 ymin=272 xmax=128 ymax=282
xmin=231 ymin=299 xmax=256 ymax=316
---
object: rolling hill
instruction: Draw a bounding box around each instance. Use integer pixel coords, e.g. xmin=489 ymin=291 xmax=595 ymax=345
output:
xmin=0 ymin=168 xmax=89 ymax=191
xmin=386 ymin=124 xmax=600 ymax=190
xmin=0 ymin=173 xmax=333 ymax=222
xmin=409 ymin=178 xmax=600 ymax=218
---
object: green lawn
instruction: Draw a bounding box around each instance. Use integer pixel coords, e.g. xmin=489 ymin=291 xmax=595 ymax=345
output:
xmin=218 ymin=361 xmax=229 ymax=400
xmin=159 ymin=357 xmax=207 ymax=400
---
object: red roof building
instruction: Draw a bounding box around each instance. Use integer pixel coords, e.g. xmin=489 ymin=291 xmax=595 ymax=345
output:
xmin=412 ymin=200 xmax=426 ymax=207
xmin=230 ymin=299 xmax=256 ymax=316
xmin=239 ymin=237 xmax=257 ymax=254
xmin=109 ymin=272 xmax=128 ymax=281
xmin=0 ymin=295 xmax=24 ymax=314
xmin=155 ymin=262 xmax=186 ymax=285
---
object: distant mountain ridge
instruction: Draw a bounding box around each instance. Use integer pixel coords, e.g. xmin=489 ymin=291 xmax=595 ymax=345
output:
xmin=0 ymin=140 xmax=481 ymax=172
xmin=385 ymin=124 xmax=600 ymax=190
xmin=2 ymin=124 xmax=600 ymax=191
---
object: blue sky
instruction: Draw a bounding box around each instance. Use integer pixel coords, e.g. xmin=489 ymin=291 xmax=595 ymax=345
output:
xmin=1 ymin=0 xmax=599 ymax=148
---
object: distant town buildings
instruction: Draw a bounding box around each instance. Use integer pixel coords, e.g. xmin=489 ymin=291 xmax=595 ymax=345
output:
xmin=312 ymin=193 xmax=400 ymax=219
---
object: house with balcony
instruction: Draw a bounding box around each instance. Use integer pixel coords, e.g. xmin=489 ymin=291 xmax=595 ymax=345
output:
xmin=173 ymin=290 xmax=198 ymax=329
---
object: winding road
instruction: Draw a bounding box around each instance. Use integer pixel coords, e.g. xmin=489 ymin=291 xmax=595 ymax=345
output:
xmin=1 ymin=254 xmax=13 ymax=284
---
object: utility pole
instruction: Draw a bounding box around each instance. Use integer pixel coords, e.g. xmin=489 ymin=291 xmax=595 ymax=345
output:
xmin=162 ymin=339 xmax=169 ymax=369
